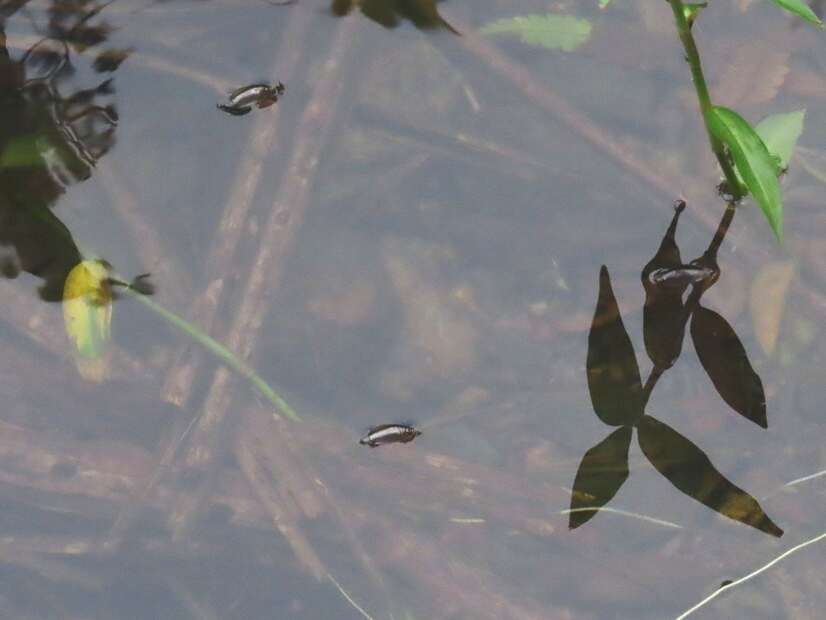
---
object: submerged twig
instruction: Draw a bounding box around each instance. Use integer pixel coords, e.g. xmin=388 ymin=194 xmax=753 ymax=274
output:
xmin=560 ymin=507 xmax=682 ymax=530
xmin=169 ymin=14 xmax=361 ymax=540
xmin=235 ymin=433 xmax=326 ymax=579
xmin=782 ymin=468 xmax=826 ymax=488
xmin=674 ymin=531 xmax=826 ymax=619
xmin=335 ymin=497 xmax=553 ymax=620
xmin=327 ymin=573 xmax=377 ymax=620
xmin=161 ymin=4 xmax=314 ymax=408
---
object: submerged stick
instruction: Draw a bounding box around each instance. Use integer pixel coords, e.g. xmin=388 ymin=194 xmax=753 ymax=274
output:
xmin=235 ymin=434 xmax=326 ymax=579
xmin=161 ymin=4 xmax=313 ymax=408
xmin=169 ymin=14 xmax=361 ymax=540
xmin=104 ymin=1 xmax=315 ymax=555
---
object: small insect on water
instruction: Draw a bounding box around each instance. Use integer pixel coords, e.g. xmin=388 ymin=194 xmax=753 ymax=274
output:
xmin=218 ymin=82 xmax=285 ymax=116
xmin=359 ymin=424 xmax=421 ymax=448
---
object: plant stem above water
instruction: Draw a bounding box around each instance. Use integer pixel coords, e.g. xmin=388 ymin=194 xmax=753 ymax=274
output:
xmin=668 ymin=0 xmax=744 ymax=199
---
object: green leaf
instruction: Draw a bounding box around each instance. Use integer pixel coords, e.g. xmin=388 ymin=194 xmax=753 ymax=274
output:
xmin=755 ymin=109 xmax=806 ymax=169
xmin=598 ymin=0 xmax=613 ymax=8
xmin=479 ymin=14 xmax=592 ymax=52
xmin=768 ymin=0 xmax=823 ymax=27
xmin=0 ymin=135 xmax=43 ymax=169
xmin=708 ymin=106 xmax=784 ymax=241
xmin=63 ymin=259 xmax=113 ymax=382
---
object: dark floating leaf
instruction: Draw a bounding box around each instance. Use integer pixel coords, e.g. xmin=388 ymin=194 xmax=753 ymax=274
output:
xmin=569 ymin=426 xmax=633 ymax=529
xmin=642 ymin=201 xmax=688 ymax=369
xmin=587 ymin=266 xmax=644 ymax=426
xmin=638 ymin=415 xmax=782 ymax=537
xmin=691 ymin=306 xmax=767 ymax=428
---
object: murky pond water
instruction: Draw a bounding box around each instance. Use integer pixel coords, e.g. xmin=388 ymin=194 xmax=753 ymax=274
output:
xmin=2 ymin=1 xmax=826 ymax=618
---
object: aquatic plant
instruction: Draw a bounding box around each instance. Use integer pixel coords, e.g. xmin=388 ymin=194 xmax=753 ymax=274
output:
xmin=668 ymin=0 xmax=820 ymax=241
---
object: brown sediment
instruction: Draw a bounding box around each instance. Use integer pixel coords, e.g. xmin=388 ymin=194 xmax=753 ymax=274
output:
xmin=236 ymin=407 xmax=396 ymax=615
xmin=0 ymin=541 xmax=104 ymax=591
xmin=0 ymin=418 xmax=274 ymax=530
xmin=336 ymin=497 xmax=563 ymax=620
xmin=104 ymin=413 xmax=196 ymax=550
xmin=235 ymin=426 xmax=327 ymax=580
xmin=236 ymin=406 xmax=395 ymax=612
xmin=322 ymin=439 xmax=570 ymax=537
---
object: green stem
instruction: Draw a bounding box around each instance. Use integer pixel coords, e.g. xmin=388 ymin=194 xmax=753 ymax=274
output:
xmin=124 ymin=287 xmax=301 ymax=422
xmin=668 ymin=0 xmax=744 ymax=199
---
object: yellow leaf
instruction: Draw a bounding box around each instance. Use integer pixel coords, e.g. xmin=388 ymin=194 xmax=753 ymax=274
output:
xmin=63 ymin=259 xmax=113 ymax=381
xmin=751 ymin=260 xmax=795 ymax=355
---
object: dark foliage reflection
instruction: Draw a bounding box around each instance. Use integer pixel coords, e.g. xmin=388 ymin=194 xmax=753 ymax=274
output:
xmin=330 ymin=0 xmax=458 ymax=32
xmin=571 ymin=201 xmax=781 ymax=536
xmin=0 ymin=1 xmax=120 ymax=300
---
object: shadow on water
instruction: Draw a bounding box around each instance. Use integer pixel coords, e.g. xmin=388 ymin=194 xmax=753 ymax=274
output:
xmin=571 ymin=201 xmax=782 ymax=537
